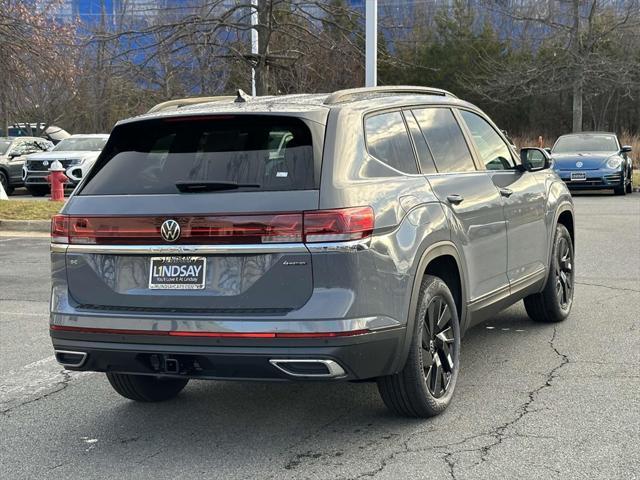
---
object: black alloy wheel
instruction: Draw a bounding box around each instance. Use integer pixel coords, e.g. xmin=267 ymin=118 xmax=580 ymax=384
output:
xmin=422 ymin=295 xmax=456 ymax=398
xmin=554 ymin=234 xmax=573 ymax=310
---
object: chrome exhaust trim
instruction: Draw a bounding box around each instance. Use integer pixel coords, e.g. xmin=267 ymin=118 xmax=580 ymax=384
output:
xmin=269 ymin=359 xmax=346 ymax=378
xmin=54 ymin=350 xmax=88 ymax=368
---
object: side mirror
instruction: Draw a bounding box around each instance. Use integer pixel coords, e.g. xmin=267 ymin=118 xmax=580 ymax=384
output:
xmin=7 ymin=151 xmax=21 ymax=160
xmin=520 ymin=147 xmax=551 ymax=172
xmin=621 ymin=145 xmax=632 ymax=154
xmin=544 ymin=147 xmax=552 ymax=154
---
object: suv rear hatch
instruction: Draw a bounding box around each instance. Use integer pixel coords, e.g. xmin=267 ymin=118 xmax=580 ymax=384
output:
xmin=56 ymin=114 xmax=325 ymax=313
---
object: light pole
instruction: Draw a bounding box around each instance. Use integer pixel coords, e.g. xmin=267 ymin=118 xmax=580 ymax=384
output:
xmin=251 ymin=0 xmax=259 ymax=96
xmin=365 ymin=0 xmax=377 ymax=87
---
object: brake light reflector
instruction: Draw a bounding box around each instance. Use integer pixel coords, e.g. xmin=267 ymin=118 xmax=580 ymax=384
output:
xmin=303 ymin=206 xmax=374 ymax=243
xmin=50 ymin=325 xmax=370 ymax=338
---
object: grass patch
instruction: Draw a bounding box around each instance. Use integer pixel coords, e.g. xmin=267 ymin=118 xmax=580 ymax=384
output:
xmin=634 ymin=172 xmax=640 ymax=189
xmin=0 ymin=200 xmax=63 ymax=220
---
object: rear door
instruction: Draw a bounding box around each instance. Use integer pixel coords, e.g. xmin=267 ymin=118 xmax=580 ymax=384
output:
xmin=457 ymin=109 xmax=547 ymax=287
xmin=411 ymin=107 xmax=509 ymax=302
xmin=63 ymin=114 xmax=322 ymax=313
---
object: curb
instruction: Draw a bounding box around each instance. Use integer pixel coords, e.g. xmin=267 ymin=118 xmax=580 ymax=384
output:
xmin=0 ymin=219 xmax=50 ymax=233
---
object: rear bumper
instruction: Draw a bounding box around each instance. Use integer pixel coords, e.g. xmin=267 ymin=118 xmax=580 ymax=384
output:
xmin=50 ymin=327 xmax=406 ymax=381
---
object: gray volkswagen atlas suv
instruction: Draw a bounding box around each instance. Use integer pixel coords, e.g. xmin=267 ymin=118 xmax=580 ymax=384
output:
xmin=50 ymin=87 xmax=575 ymax=417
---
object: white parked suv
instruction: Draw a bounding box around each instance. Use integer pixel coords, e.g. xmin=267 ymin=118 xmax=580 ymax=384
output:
xmin=23 ymin=134 xmax=109 ymax=196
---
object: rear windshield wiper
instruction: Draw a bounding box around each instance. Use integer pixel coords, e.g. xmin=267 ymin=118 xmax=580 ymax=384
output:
xmin=175 ymin=181 xmax=261 ymax=192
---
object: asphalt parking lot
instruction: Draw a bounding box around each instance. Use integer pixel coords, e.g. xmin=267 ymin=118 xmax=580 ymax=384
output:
xmin=1 ymin=194 xmax=638 ymax=480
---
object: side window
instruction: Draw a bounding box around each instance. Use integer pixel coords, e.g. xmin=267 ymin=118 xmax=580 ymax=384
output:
xmin=9 ymin=141 xmax=25 ymax=155
xmin=35 ymin=140 xmax=52 ymax=151
xmin=21 ymin=141 xmax=39 ymax=155
xmin=460 ymin=110 xmax=514 ymax=170
xmin=404 ymin=111 xmax=437 ymax=174
xmin=412 ymin=108 xmax=476 ymax=173
xmin=364 ymin=111 xmax=418 ymax=174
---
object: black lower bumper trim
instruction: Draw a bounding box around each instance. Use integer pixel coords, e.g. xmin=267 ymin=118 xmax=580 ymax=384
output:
xmin=51 ymin=328 xmax=406 ymax=381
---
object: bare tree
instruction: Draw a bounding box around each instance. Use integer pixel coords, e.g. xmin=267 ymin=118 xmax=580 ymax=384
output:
xmin=0 ymin=0 xmax=78 ymax=135
xmin=474 ymin=0 xmax=640 ymax=132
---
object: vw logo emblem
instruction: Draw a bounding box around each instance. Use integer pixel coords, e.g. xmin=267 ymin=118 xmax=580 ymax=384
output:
xmin=43 ymin=160 xmax=49 ymax=167
xmin=575 ymin=161 xmax=583 ymax=168
xmin=160 ymin=219 xmax=181 ymax=242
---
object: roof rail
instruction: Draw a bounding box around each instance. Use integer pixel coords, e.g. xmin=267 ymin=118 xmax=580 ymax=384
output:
xmin=323 ymin=86 xmax=457 ymax=105
xmin=147 ymin=96 xmax=235 ymax=113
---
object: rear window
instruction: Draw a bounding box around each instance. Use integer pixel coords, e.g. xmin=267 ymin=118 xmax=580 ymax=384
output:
xmin=80 ymin=115 xmax=315 ymax=195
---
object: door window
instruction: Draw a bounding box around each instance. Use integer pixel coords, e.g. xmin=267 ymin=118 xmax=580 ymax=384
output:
xmin=364 ymin=111 xmax=418 ymax=174
xmin=412 ymin=108 xmax=475 ymax=173
xmin=460 ymin=110 xmax=514 ymax=170
xmin=404 ymin=111 xmax=437 ymax=174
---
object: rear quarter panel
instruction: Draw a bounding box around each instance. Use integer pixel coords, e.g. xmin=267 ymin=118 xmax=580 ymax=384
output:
xmin=317 ymin=107 xmax=451 ymax=334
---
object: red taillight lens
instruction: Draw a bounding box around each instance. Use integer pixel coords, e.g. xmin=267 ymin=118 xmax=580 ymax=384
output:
xmin=51 ymin=215 xmax=69 ymax=243
xmin=49 ymin=207 xmax=374 ymax=245
xmin=303 ymin=206 xmax=374 ymax=243
xmin=50 ymin=214 xmax=303 ymax=245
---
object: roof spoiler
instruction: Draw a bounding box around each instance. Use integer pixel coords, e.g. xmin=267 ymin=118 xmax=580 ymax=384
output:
xmin=147 ymin=96 xmax=235 ymax=114
xmin=324 ymin=86 xmax=457 ymax=105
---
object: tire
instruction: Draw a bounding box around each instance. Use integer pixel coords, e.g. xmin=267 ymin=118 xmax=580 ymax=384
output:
xmin=614 ymin=173 xmax=626 ymax=196
xmin=0 ymin=171 xmax=13 ymax=195
xmin=524 ymin=224 xmax=574 ymax=323
xmin=377 ymin=275 xmax=461 ymax=418
xmin=106 ymin=372 xmax=188 ymax=402
xmin=626 ymin=171 xmax=633 ymax=194
xmin=27 ymin=186 xmax=49 ymax=197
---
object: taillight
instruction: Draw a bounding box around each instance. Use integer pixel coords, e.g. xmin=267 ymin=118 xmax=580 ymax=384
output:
xmin=303 ymin=206 xmax=374 ymax=243
xmin=49 ymin=207 xmax=374 ymax=245
xmin=51 ymin=214 xmax=69 ymax=243
xmin=50 ymin=214 xmax=303 ymax=245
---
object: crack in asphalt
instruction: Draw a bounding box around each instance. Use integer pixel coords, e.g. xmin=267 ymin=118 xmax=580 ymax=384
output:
xmin=575 ymin=281 xmax=640 ymax=293
xmin=456 ymin=325 xmax=570 ymax=465
xmin=342 ymin=325 xmax=571 ymax=480
xmin=0 ymin=369 xmax=74 ymax=416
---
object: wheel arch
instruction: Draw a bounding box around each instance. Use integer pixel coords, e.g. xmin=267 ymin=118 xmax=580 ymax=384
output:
xmin=392 ymin=242 xmax=468 ymax=375
xmin=541 ymin=203 xmax=574 ymax=288
xmin=557 ymin=209 xmax=574 ymax=247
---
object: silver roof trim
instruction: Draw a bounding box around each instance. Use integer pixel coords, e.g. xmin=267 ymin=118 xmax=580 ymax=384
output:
xmin=324 ymin=86 xmax=457 ymax=105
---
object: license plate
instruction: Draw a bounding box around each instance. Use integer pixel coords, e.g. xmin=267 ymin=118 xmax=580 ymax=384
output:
xmin=570 ymin=172 xmax=586 ymax=181
xmin=149 ymin=257 xmax=206 ymax=290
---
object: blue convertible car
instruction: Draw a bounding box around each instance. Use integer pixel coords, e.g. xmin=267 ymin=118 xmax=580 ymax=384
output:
xmin=551 ymin=132 xmax=634 ymax=195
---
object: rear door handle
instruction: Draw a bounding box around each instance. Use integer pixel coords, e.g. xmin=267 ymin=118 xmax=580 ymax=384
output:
xmin=446 ymin=194 xmax=464 ymax=205
xmin=499 ymin=188 xmax=513 ymax=198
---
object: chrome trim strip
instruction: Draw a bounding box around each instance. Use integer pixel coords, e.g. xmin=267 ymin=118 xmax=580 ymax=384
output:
xmin=59 ymin=243 xmax=309 ymax=255
xmin=467 ymin=267 xmax=546 ymax=308
xmin=269 ymin=359 xmax=346 ymax=378
xmin=467 ymin=284 xmax=510 ymax=308
xmin=305 ymin=238 xmax=371 ymax=253
xmin=54 ymin=350 xmax=87 ymax=368
xmin=509 ymin=267 xmax=546 ymax=290
xmin=50 ymin=244 xmax=68 ymax=254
